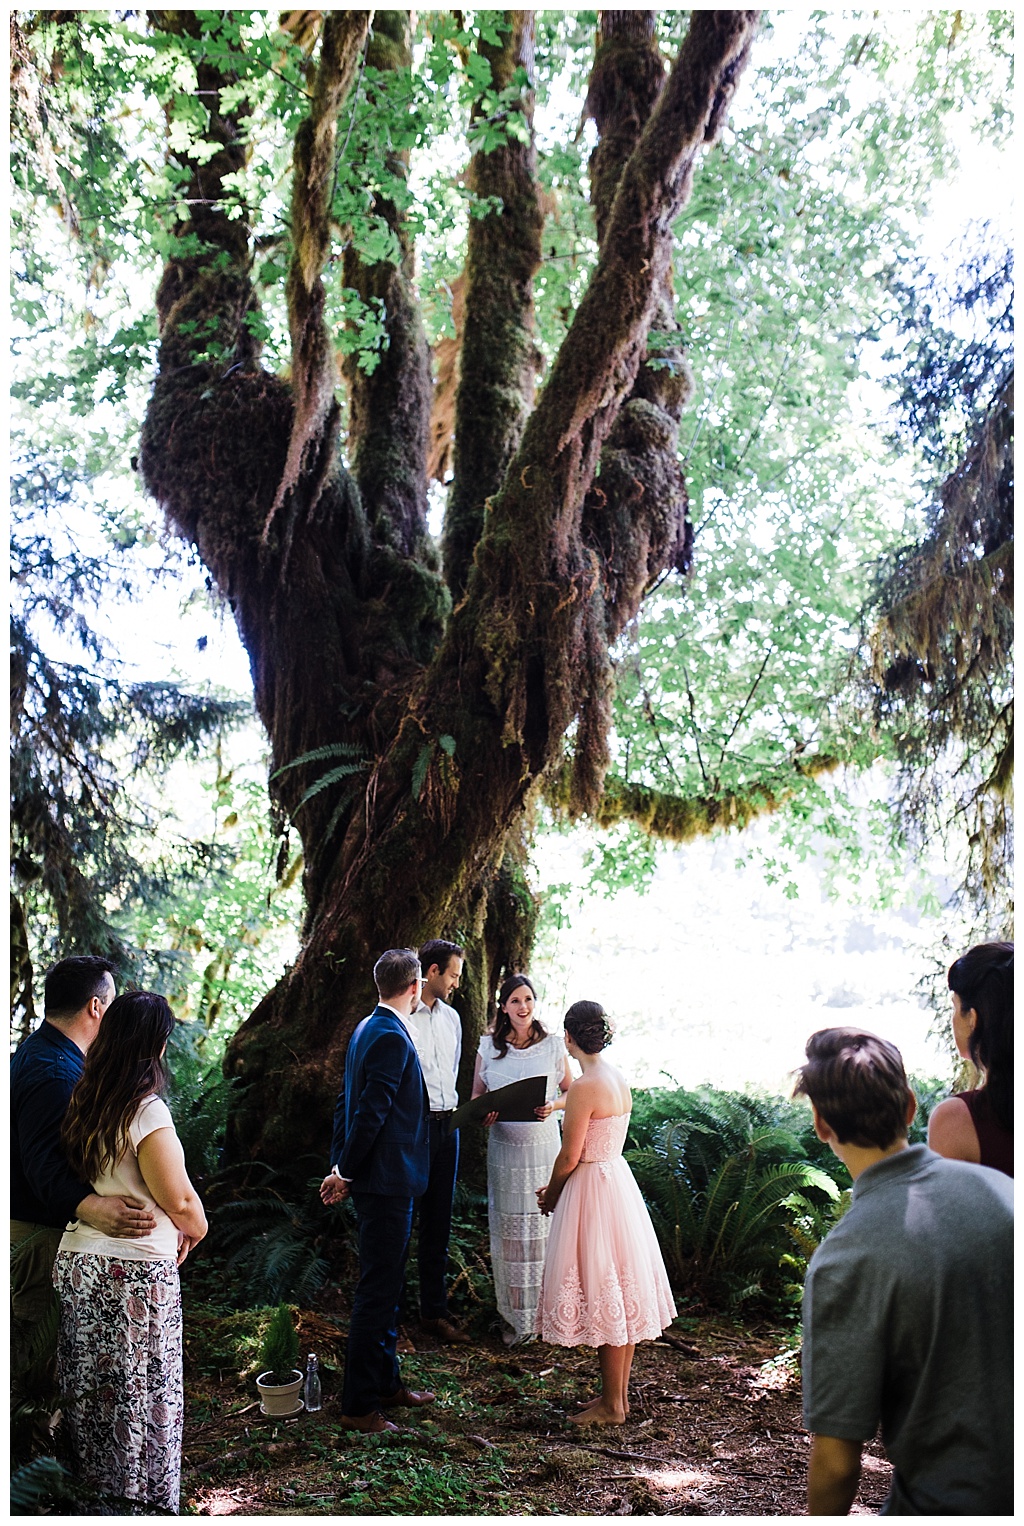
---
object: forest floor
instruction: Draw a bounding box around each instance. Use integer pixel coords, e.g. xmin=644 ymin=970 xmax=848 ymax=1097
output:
xmin=180 ymin=1300 xmax=892 ymax=1517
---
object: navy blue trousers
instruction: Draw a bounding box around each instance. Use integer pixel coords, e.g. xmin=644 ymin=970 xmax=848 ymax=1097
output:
xmin=415 ymin=1116 xmax=460 ymax=1319
xmin=342 ymin=1192 xmax=414 ymax=1417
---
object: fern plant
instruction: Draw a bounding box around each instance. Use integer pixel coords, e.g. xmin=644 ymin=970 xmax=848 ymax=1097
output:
xmin=210 ymin=1170 xmax=354 ymax=1306
xmin=270 ymin=742 xmax=370 ymax=842
xmin=627 ymin=1090 xmax=841 ymax=1312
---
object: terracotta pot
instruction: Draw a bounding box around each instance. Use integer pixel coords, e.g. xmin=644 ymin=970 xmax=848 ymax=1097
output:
xmin=256 ymin=1370 xmax=304 ymax=1417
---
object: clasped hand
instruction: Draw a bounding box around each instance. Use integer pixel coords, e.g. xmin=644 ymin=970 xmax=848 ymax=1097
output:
xmin=319 ymin=1174 xmax=350 ymax=1205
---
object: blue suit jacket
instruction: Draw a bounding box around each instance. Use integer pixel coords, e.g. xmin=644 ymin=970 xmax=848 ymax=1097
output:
xmin=331 ymin=1006 xmax=430 ymax=1197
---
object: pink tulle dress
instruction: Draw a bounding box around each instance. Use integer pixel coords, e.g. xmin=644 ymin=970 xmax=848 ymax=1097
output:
xmin=539 ymin=1113 xmax=676 ymax=1347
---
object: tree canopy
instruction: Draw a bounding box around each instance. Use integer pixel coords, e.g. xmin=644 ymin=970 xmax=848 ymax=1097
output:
xmin=9 ymin=10 xmax=1013 ymax=1168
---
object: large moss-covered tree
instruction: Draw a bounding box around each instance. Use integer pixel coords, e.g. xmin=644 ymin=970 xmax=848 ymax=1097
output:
xmin=134 ymin=8 xmax=760 ymax=1169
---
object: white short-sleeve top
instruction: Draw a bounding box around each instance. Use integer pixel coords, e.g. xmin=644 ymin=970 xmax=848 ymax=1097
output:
xmin=58 ymin=1094 xmax=181 ymax=1262
xmin=477 ymin=1030 xmax=565 ymax=1103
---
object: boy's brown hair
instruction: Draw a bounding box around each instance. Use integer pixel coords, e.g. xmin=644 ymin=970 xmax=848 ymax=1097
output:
xmin=793 ymin=1027 xmax=914 ymax=1149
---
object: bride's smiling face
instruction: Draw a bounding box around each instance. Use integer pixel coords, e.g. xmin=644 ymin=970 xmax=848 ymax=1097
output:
xmin=503 ymin=984 xmax=535 ymax=1035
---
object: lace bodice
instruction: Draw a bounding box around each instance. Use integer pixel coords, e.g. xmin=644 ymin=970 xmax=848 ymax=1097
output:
xmin=579 ymin=1113 xmax=630 ymax=1162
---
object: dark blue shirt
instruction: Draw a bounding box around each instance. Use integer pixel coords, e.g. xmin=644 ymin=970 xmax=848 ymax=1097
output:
xmin=10 ymin=1021 xmax=93 ymax=1228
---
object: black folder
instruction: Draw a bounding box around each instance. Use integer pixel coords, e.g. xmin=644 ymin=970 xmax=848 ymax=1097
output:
xmin=448 ymin=1075 xmax=549 ymax=1133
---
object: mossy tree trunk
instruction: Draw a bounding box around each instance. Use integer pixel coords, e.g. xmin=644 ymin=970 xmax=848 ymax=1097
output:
xmin=139 ymin=9 xmax=761 ymax=1172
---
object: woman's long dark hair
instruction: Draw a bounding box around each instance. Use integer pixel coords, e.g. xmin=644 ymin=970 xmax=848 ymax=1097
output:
xmin=62 ymin=991 xmax=175 ymax=1182
xmin=490 ymin=973 xmax=545 ymax=1058
xmin=948 ymin=942 xmax=1013 ymax=1132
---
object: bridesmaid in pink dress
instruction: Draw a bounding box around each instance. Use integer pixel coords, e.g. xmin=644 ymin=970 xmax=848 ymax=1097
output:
xmin=536 ymin=1002 xmax=675 ymax=1426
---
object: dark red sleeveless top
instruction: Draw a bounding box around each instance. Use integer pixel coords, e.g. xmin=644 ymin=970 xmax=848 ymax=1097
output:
xmin=955 ymin=1089 xmax=1014 ymax=1178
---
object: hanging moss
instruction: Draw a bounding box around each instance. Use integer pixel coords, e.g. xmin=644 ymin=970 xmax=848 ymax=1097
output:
xmin=547 ymin=758 xmax=842 ymax=843
xmin=442 ymin=12 xmax=545 ymax=600
xmin=342 ymin=13 xmax=438 ymax=570
xmin=138 ymin=11 xmax=764 ymax=1175
xmin=868 ymin=373 xmax=1013 ymax=907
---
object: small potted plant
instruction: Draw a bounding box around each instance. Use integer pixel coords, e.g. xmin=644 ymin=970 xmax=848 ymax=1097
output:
xmin=255 ymin=1302 xmax=303 ymax=1416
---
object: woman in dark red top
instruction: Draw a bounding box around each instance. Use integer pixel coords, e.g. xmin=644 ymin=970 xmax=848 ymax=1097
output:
xmin=928 ymin=942 xmax=1013 ymax=1177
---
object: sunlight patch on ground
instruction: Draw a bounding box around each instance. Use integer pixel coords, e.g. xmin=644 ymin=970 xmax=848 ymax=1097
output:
xmin=755 ymin=1349 xmax=801 ymax=1390
xmin=639 ymin=1465 xmax=716 ymax=1491
xmin=193 ymin=1488 xmax=253 ymax=1515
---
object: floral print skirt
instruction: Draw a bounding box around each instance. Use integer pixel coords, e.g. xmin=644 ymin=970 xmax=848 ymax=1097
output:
xmin=53 ymin=1251 xmax=183 ymax=1513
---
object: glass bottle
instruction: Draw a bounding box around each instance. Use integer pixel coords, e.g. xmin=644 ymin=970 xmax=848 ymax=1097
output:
xmin=303 ymin=1353 xmax=322 ymax=1412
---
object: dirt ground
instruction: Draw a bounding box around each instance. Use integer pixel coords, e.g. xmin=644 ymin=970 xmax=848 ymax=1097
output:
xmin=181 ymin=1308 xmax=892 ymax=1516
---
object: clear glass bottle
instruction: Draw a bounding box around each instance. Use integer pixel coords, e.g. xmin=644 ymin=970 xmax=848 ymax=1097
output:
xmin=303 ymin=1353 xmax=322 ymax=1412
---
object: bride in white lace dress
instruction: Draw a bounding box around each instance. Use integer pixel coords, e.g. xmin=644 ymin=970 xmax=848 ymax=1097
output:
xmin=472 ymin=974 xmax=572 ymax=1345
xmin=537 ymin=1001 xmax=675 ymax=1424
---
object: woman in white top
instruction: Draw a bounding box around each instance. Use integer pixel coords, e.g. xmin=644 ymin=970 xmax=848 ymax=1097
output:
xmin=472 ymin=974 xmax=571 ymax=1344
xmin=55 ymin=991 xmax=207 ymax=1513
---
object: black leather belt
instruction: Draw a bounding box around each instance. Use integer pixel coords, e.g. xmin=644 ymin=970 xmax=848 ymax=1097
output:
xmin=430 ymin=1109 xmax=454 ymax=1120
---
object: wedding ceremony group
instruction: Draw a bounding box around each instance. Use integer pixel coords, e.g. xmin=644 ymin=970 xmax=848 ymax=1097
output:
xmin=10 ymin=939 xmax=1013 ymax=1515
xmin=10 ymin=4 xmax=1013 ymax=1519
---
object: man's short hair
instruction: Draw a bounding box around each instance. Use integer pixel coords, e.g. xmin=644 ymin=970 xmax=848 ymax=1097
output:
xmin=793 ymin=1027 xmax=914 ymax=1149
xmin=373 ymin=948 xmax=421 ymax=1000
xmin=44 ymin=955 xmax=117 ymax=1021
xmin=418 ymin=939 xmax=464 ymax=976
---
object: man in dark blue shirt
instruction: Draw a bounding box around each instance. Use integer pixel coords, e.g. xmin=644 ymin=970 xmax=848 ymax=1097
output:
xmin=11 ymin=956 xmax=157 ymax=1387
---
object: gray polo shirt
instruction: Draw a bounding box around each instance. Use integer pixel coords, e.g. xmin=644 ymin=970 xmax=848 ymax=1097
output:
xmin=803 ymin=1144 xmax=1013 ymax=1515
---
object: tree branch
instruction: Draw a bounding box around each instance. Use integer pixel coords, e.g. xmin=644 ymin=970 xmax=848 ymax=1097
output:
xmin=265 ymin=11 xmax=373 ymax=539
xmin=342 ymin=13 xmax=435 ymax=561
xmin=443 ymin=11 xmax=544 ymax=599
xmin=569 ymin=11 xmax=696 ymax=813
xmin=548 ymin=756 xmax=842 ymax=842
xmin=460 ymin=11 xmax=761 ymax=767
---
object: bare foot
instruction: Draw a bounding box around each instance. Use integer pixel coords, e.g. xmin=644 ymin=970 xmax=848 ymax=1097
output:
xmin=575 ymin=1395 xmax=629 ymax=1415
xmin=568 ymin=1402 xmax=627 ymax=1426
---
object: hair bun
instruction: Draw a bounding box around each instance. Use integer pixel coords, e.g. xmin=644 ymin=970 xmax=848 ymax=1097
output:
xmin=564 ymin=1000 xmax=613 ymax=1054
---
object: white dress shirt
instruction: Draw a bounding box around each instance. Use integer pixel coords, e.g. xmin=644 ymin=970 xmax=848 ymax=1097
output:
xmin=404 ymin=996 xmax=462 ymax=1112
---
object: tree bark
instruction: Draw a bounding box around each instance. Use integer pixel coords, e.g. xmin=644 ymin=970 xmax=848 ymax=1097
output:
xmin=139 ymin=10 xmax=761 ymax=1172
xmin=442 ymin=12 xmax=544 ymax=600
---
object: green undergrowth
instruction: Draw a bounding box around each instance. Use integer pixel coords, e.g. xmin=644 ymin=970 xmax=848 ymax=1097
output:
xmin=190 ymin=1421 xmax=525 ymax=1515
xmin=173 ymin=1075 xmax=948 ymax=1325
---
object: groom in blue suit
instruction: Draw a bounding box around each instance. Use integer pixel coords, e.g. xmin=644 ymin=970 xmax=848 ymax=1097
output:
xmin=320 ymin=948 xmax=433 ymax=1432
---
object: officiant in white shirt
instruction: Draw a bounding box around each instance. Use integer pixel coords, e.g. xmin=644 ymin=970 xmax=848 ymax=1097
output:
xmin=404 ymin=939 xmax=471 ymax=1345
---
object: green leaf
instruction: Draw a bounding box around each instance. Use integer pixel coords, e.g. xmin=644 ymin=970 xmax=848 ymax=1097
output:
xmin=411 ymin=743 xmax=432 ymax=800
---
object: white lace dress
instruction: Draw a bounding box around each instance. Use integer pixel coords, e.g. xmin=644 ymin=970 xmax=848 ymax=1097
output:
xmin=539 ymin=1113 xmax=676 ymax=1347
xmin=477 ymin=1031 xmax=565 ymax=1338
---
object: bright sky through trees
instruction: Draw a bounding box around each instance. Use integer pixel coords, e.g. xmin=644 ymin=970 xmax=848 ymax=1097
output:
xmin=11 ymin=10 xmax=1011 ymax=1093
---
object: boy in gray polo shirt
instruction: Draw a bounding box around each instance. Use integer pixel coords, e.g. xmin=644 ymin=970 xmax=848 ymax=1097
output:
xmin=795 ymin=1026 xmax=1013 ymax=1515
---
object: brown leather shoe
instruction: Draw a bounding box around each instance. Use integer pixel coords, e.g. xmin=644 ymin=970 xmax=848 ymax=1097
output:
xmin=420 ymin=1316 xmax=471 ymax=1345
xmin=339 ymin=1410 xmax=399 ymax=1433
xmin=379 ymin=1385 xmax=436 ymax=1408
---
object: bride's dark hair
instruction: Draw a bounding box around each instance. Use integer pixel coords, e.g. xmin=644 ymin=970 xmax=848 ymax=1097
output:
xmin=564 ymin=1000 xmax=613 ymax=1054
xmin=490 ymin=973 xmax=545 ymax=1058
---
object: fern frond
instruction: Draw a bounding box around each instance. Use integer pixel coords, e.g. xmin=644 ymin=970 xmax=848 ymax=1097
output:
xmin=294 ymin=761 xmax=368 ymax=812
xmin=271 ymin=742 xmax=363 ymax=779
